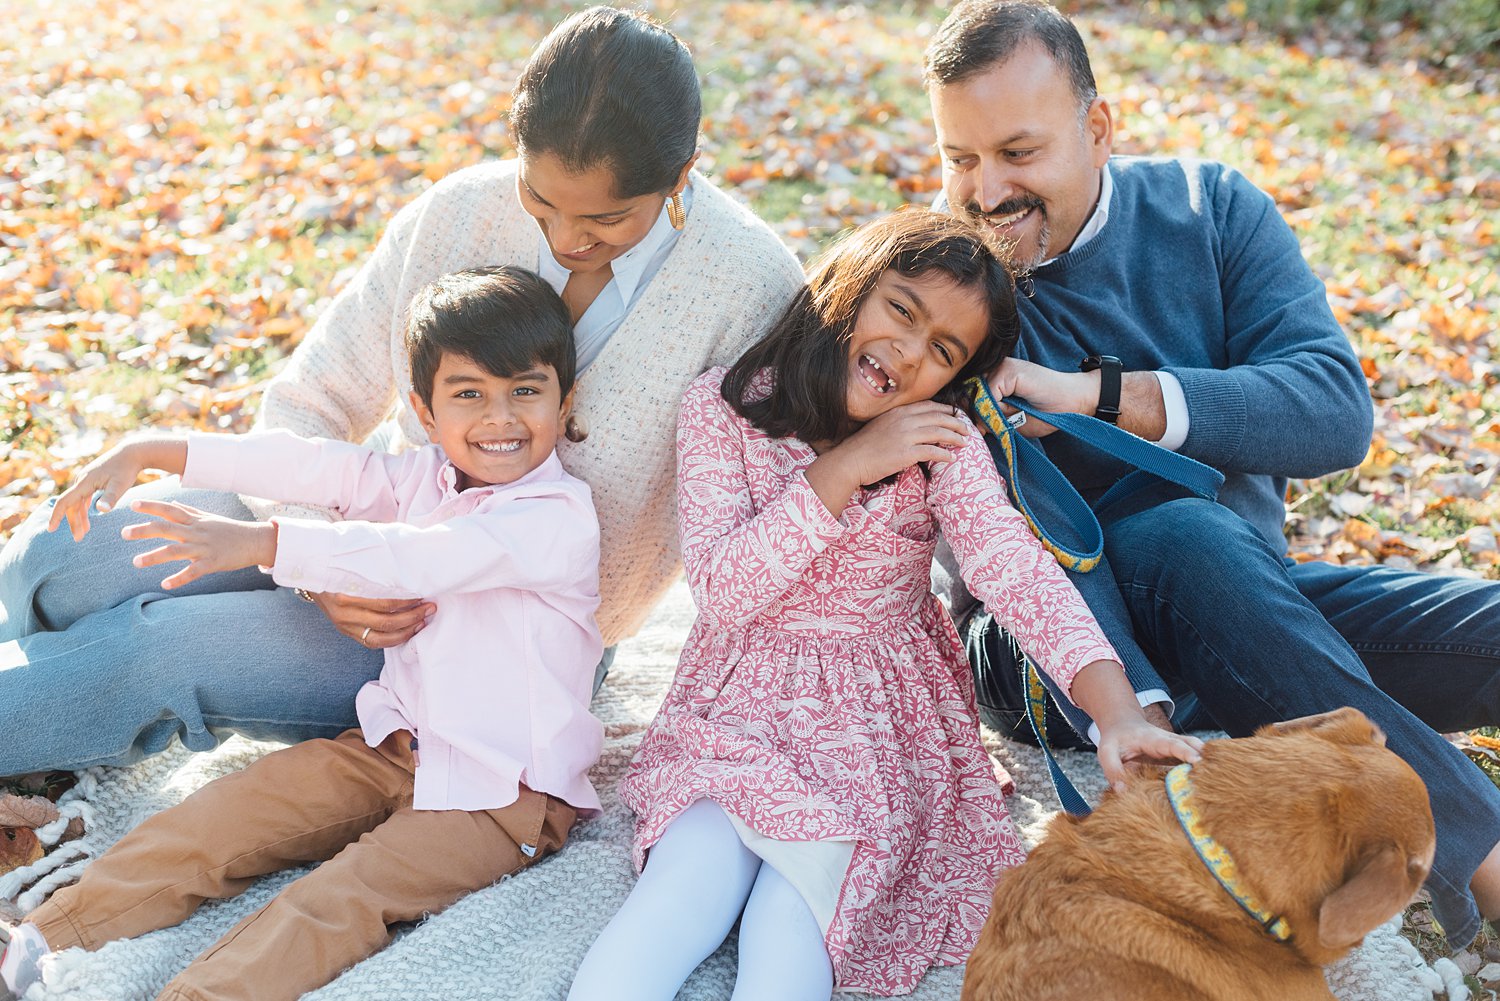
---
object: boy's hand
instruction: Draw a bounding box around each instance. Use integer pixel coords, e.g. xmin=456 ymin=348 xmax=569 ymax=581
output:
xmin=48 ymin=437 xmax=189 ymax=541
xmin=123 ymin=500 xmax=277 ymax=590
xmin=806 ymin=401 xmax=970 ymax=516
xmin=1095 ymin=716 xmax=1204 ymax=794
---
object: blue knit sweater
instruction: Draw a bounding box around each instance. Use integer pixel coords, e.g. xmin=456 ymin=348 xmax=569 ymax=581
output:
xmin=1016 ymin=156 xmax=1373 ymax=552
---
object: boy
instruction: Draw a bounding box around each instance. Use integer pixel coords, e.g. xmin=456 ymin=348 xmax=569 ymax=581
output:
xmin=1 ymin=266 xmax=602 ymax=1001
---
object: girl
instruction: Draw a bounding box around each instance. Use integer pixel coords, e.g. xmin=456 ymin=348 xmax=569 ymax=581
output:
xmin=568 ymin=211 xmax=1203 ymax=1000
xmin=0 ymin=5 xmax=802 ymax=779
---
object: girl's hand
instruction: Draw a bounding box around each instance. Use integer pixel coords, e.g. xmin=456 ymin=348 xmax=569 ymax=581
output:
xmin=1095 ymin=716 xmax=1204 ymax=794
xmin=122 ymin=499 xmax=277 ymax=590
xmin=807 ymin=401 xmax=970 ymax=517
xmin=48 ymin=437 xmax=189 ymax=540
xmin=301 ymin=590 xmax=435 ymax=650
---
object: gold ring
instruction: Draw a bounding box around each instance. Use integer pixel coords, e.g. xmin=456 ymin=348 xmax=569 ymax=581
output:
xmin=361 ymin=627 xmax=372 ymax=643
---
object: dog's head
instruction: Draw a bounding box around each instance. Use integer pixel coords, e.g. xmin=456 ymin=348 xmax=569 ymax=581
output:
xmin=1184 ymin=708 xmax=1434 ymax=964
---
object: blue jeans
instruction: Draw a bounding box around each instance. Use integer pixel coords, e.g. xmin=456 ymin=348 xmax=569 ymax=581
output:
xmin=0 ymin=478 xmax=619 ymax=775
xmin=1103 ymin=498 xmax=1500 ymax=948
xmin=0 ymin=479 xmax=386 ymax=772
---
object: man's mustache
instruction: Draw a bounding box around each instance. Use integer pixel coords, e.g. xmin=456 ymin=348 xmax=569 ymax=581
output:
xmin=963 ymin=195 xmax=1045 ymax=222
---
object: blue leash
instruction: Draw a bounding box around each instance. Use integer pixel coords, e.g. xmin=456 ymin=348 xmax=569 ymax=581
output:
xmin=967 ymin=377 xmax=1224 ymax=814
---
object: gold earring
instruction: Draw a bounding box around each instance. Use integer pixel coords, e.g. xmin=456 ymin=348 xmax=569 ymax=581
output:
xmin=666 ymin=192 xmax=685 ymax=230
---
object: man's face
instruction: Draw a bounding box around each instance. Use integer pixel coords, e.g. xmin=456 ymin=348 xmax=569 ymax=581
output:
xmin=929 ymin=43 xmax=1112 ymax=271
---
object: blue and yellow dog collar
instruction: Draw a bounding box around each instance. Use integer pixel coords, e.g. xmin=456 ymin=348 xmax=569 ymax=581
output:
xmin=1165 ymin=763 xmax=1293 ymax=943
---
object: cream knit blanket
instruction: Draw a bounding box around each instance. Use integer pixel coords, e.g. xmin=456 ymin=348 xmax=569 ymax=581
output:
xmin=8 ymin=582 xmax=1452 ymax=1001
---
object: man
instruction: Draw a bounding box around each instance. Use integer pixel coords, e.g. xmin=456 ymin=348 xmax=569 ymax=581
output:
xmin=924 ymin=0 xmax=1500 ymax=947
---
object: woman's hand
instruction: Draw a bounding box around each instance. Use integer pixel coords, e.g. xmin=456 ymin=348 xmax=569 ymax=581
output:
xmin=302 ymin=590 xmax=435 ymax=650
xmin=1094 ymin=716 xmax=1204 ymax=794
xmin=48 ymin=437 xmax=189 ymax=540
xmin=806 ymin=401 xmax=971 ymax=517
xmin=123 ymin=499 xmax=277 ymax=590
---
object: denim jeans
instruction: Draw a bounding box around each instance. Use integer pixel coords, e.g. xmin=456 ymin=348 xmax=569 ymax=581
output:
xmin=968 ymin=496 xmax=1500 ymax=945
xmin=0 ymin=477 xmax=619 ymax=776
xmin=0 ymin=479 xmax=387 ymax=773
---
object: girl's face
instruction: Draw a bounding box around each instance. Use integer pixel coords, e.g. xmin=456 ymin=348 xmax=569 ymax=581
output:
xmin=843 ymin=269 xmax=990 ymax=424
xmin=517 ymin=151 xmax=680 ymax=277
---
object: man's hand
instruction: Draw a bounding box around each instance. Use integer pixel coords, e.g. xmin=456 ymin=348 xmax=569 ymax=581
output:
xmin=985 ymin=358 xmax=1098 ymax=438
xmin=986 ymin=357 xmax=1168 ymax=442
xmin=303 ymin=591 xmax=435 ymax=650
xmin=123 ymin=499 xmax=277 ymax=590
xmin=1141 ymin=701 xmax=1174 ymax=732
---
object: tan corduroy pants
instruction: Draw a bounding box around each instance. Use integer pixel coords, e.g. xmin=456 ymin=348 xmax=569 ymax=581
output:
xmin=28 ymin=728 xmax=575 ymax=1001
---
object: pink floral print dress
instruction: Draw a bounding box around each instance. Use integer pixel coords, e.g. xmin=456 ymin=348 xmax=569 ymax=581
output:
xmin=619 ymin=368 xmax=1118 ymax=995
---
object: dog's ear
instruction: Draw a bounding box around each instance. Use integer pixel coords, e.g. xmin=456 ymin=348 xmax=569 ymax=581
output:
xmin=1317 ymin=843 xmax=1424 ymax=949
xmin=1261 ymin=708 xmax=1384 ymax=747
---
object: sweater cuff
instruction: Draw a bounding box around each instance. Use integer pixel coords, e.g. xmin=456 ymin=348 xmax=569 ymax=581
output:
xmin=1163 ymin=367 xmax=1247 ymax=468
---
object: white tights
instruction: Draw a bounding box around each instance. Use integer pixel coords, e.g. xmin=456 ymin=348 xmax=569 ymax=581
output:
xmin=568 ymin=799 xmax=835 ymax=1001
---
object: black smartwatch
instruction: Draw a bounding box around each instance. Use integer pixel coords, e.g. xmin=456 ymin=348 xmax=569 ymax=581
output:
xmin=1080 ymin=354 xmax=1122 ymax=424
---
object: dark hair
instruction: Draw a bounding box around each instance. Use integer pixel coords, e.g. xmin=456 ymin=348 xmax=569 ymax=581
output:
xmin=923 ymin=0 xmax=1097 ymax=114
xmin=510 ymin=6 xmax=700 ymax=200
xmin=722 ymin=210 xmax=1018 ymax=443
xmin=406 ymin=266 xmax=575 ymax=410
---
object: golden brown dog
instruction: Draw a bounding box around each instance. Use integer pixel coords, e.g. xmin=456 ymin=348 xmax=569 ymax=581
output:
xmin=962 ymin=708 xmax=1435 ymax=1001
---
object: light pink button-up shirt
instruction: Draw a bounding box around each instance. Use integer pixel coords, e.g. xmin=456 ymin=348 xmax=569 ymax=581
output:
xmin=183 ymin=429 xmax=605 ymax=814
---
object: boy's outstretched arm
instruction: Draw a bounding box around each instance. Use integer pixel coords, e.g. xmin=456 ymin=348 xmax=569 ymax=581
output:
xmin=47 ymin=435 xmax=188 ymax=540
xmin=123 ymin=500 xmax=278 ymax=591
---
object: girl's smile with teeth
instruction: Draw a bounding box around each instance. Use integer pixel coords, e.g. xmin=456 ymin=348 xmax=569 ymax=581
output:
xmin=859 ymin=354 xmax=897 ymax=394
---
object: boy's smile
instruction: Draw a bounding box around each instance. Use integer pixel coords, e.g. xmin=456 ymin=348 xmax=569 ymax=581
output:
xmin=410 ymin=353 xmax=572 ymax=491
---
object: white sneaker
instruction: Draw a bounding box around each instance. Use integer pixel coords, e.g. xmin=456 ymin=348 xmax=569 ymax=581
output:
xmin=0 ymin=922 xmax=47 ymax=1000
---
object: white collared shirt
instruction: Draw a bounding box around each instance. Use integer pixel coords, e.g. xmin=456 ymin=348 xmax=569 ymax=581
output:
xmin=536 ymin=184 xmax=693 ymax=373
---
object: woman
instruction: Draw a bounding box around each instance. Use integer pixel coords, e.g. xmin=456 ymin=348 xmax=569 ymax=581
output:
xmin=0 ymin=6 xmax=803 ymax=775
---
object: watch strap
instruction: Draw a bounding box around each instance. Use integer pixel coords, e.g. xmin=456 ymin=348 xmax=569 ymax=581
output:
xmin=1081 ymin=354 xmax=1122 ymax=425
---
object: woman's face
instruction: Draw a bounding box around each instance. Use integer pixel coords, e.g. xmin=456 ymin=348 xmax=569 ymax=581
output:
xmin=518 ymin=150 xmax=673 ymax=276
xmin=843 ymin=269 xmax=990 ymax=424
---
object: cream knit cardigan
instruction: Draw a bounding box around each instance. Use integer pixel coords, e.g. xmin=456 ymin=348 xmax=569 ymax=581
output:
xmin=250 ymin=159 xmax=805 ymax=645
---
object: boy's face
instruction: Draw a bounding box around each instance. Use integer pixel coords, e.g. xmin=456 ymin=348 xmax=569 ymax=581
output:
xmin=409 ymin=353 xmax=572 ymax=490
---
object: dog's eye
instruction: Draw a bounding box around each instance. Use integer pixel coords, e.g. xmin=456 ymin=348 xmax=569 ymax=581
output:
xmin=3 ymin=829 xmax=15 ymax=841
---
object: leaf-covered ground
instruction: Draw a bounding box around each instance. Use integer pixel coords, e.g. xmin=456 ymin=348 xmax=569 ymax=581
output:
xmin=3 ymin=0 xmax=1496 ymax=568
xmin=2 ymin=0 xmax=1498 ymax=977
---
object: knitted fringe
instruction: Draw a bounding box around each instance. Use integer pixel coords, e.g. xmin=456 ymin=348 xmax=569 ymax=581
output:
xmin=0 ymin=769 xmax=102 ymax=909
